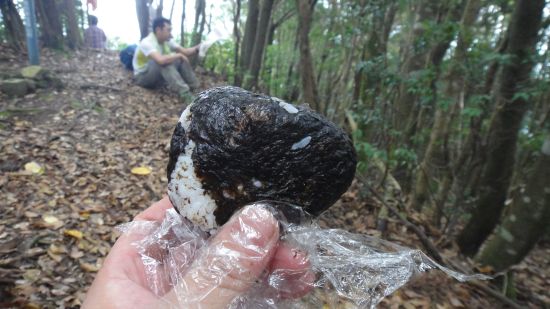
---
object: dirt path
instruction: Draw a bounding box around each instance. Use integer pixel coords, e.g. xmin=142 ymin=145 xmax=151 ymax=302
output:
xmin=0 ymin=47 xmax=547 ymax=308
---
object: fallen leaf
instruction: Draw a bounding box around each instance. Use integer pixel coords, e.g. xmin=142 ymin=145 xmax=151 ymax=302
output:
xmin=80 ymin=262 xmax=99 ymax=272
xmin=23 ymin=269 xmax=41 ymax=283
xmin=23 ymin=303 xmax=41 ymax=309
xmin=24 ymin=211 xmax=40 ymax=218
xmin=79 ymin=210 xmax=90 ymax=220
xmin=131 ymin=166 xmax=152 ymax=175
xmin=63 ymin=229 xmax=83 ymax=239
xmin=477 ymin=265 xmax=494 ymax=273
xmin=450 ymin=297 xmax=464 ymax=308
xmin=43 ymin=214 xmax=64 ymax=229
xmin=24 ymin=161 xmax=44 ymax=175
xmin=70 ymin=247 xmax=84 ymax=259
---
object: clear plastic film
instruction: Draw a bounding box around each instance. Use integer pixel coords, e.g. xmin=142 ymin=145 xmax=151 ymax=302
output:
xmin=117 ymin=201 xmax=489 ymax=309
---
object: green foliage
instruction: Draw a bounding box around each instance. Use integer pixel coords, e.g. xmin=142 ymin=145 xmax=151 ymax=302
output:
xmin=107 ymin=37 xmax=128 ymax=51
xmin=352 ymin=129 xmax=386 ymax=172
xmin=203 ymin=40 xmax=235 ymax=79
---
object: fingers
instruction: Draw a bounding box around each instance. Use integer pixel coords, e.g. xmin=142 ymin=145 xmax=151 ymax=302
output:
xmin=134 ymin=196 xmax=173 ymax=222
xmin=171 ymin=205 xmax=280 ymax=308
xmin=268 ymin=243 xmax=315 ymax=299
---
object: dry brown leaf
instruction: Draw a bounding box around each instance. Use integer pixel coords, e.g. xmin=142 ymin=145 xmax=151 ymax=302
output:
xmin=80 ymin=262 xmax=99 ymax=272
xmin=63 ymin=229 xmax=83 ymax=239
xmin=24 ymin=162 xmax=44 ymax=175
xmin=43 ymin=214 xmax=64 ymax=230
xmin=131 ymin=166 xmax=152 ymax=175
xmin=449 ymin=297 xmax=464 ymax=308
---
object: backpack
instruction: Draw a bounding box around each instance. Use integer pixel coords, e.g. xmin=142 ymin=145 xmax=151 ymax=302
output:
xmin=119 ymin=44 xmax=137 ymax=71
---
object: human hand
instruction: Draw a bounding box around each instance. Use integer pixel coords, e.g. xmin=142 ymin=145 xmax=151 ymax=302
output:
xmin=179 ymin=53 xmax=190 ymax=64
xmin=82 ymin=197 xmax=313 ymax=308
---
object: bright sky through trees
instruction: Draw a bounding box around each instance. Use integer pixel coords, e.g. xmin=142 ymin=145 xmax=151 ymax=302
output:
xmin=83 ymin=0 xmax=232 ymax=47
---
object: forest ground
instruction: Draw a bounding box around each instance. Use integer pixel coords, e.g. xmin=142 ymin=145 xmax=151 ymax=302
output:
xmin=0 ymin=45 xmax=548 ymax=308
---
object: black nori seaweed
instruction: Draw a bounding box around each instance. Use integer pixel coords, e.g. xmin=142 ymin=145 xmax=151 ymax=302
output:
xmin=167 ymin=86 xmax=357 ymax=226
xmin=166 ymin=122 xmax=188 ymax=185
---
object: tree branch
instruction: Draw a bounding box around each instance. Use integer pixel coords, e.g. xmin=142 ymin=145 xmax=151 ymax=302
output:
xmin=356 ymin=174 xmax=525 ymax=309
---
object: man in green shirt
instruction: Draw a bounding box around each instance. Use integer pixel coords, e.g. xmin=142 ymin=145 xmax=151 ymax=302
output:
xmin=132 ymin=17 xmax=199 ymax=101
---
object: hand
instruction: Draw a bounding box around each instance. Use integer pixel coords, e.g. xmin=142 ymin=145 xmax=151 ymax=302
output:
xmin=82 ymin=197 xmax=313 ymax=308
xmin=179 ymin=53 xmax=190 ymax=64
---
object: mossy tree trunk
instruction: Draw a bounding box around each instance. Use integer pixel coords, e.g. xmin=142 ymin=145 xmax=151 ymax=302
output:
xmin=246 ymin=0 xmax=274 ymax=90
xmin=457 ymin=0 xmax=545 ymax=256
xmin=295 ymin=0 xmax=320 ymax=111
xmin=475 ymin=137 xmax=550 ymax=272
xmin=63 ymin=0 xmax=82 ymax=49
xmin=191 ymin=0 xmax=206 ymax=46
xmin=0 ymin=0 xmax=26 ymax=51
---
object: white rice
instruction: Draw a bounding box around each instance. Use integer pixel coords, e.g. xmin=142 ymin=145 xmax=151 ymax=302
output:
xmin=291 ymin=136 xmax=312 ymax=150
xmin=168 ymin=105 xmax=218 ymax=230
xmin=278 ymin=101 xmax=299 ymax=114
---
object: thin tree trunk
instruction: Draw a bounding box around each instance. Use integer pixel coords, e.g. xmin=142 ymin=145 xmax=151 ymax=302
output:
xmin=169 ymin=0 xmax=176 ymax=20
xmin=457 ymin=0 xmax=545 ymax=256
xmin=393 ymin=1 xmax=441 ymax=133
xmin=63 ymin=0 xmax=82 ymax=49
xmin=247 ymin=0 xmax=275 ymax=90
xmin=36 ymin=0 xmax=64 ymax=49
xmin=191 ymin=0 xmax=206 ymax=46
xmin=266 ymin=8 xmax=294 ymax=46
xmin=156 ymin=0 xmax=164 ymax=17
xmin=411 ymin=0 xmax=481 ymax=213
xmin=232 ymin=0 xmax=241 ymax=85
xmin=136 ymin=0 xmax=150 ymax=39
xmin=295 ymin=0 xmax=319 ymax=110
xmin=0 ymin=0 xmax=26 ymax=51
xmin=180 ymin=0 xmax=186 ymax=45
xmin=475 ymin=137 xmax=550 ymax=272
xmin=236 ymin=0 xmax=260 ymax=87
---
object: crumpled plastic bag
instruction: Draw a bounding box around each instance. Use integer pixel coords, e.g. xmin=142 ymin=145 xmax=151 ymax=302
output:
xmin=118 ymin=201 xmax=488 ymax=308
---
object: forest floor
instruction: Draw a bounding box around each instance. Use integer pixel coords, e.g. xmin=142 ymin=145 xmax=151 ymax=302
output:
xmin=0 ymin=44 xmax=548 ymax=309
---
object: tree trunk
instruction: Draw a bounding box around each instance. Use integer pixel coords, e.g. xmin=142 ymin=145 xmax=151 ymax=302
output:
xmin=410 ymin=0 xmax=481 ymax=213
xmin=236 ymin=0 xmax=260 ymax=86
xmin=475 ymin=137 xmax=550 ymax=272
xmin=136 ymin=0 xmax=150 ymax=39
xmin=457 ymin=0 xmax=545 ymax=256
xmin=266 ymin=8 xmax=294 ymax=46
xmin=232 ymin=0 xmax=241 ymax=85
xmin=0 ymin=0 xmax=26 ymax=51
xmin=156 ymin=0 xmax=164 ymax=17
xmin=352 ymin=1 xmax=397 ymax=107
xmin=295 ymin=0 xmax=319 ymax=111
xmin=315 ymin=0 xmax=338 ymax=90
xmin=393 ymin=1 xmax=441 ymax=134
xmin=393 ymin=1 xmax=459 ymax=192
xmin=191 ymin=0 xmax=206 ymax=46
xmin=36 ymin=0 xmax=64 ymax=49
xmin=180 ymin=0 xmax=186 ymax=45
xmin=246 ymin=0 xmax=275 ymax=89
xmin=63 ymin=0 xmax=82 ymax=49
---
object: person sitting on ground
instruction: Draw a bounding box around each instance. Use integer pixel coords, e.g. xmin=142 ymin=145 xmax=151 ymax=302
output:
xmin=132 ymin=17 xmax=200 ymax=101
xmin=84 ymin=15 xmax=107 ymax=49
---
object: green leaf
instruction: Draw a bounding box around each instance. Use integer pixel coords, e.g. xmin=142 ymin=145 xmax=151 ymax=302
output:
xmin=511 ymin=92 xmax=530 ymax=102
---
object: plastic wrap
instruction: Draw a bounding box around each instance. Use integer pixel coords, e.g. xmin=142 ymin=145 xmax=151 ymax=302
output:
xmin=118 ymin=201 xmax=489 ymax=308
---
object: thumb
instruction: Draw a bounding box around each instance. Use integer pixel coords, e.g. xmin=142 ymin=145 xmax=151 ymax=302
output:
xmin=171 ymin=205 xmax=280 ymax=308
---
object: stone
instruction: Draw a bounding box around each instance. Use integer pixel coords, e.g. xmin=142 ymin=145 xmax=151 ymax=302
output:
xmin=21 ymin=66 xmax=45 ymax=79
xmin=0 ymin=79 xmax=33 ymax=97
